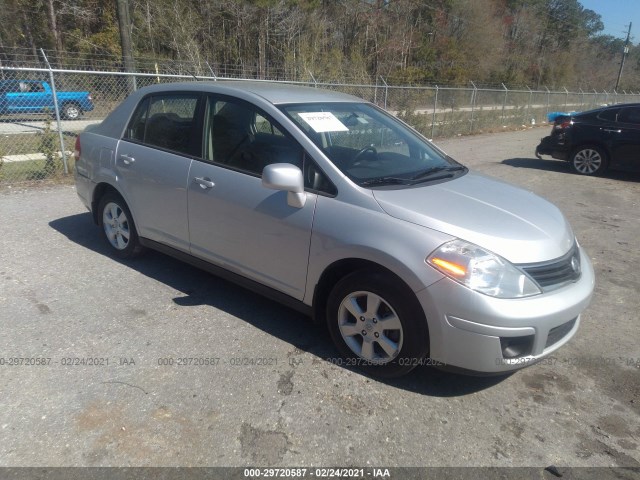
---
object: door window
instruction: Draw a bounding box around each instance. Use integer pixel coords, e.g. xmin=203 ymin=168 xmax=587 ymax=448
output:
xmin=618 ymin=107 xmax=640 ymax=125
xmin=125 ymin=94 xmax=201 ymax=156
xmin=25 ymin=82 xmax=45 ymax=93
xmin=597 ymin=108 xmax=619 ymax=122
xmin=203 ymin=97 xmax=303 ymax=174
xmin=203 ymin=96 xmax=336 ymax=194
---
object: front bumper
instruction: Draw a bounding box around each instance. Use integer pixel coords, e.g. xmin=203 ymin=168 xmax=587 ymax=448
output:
xmin=417 ymin=247 xmax=595 ymax=373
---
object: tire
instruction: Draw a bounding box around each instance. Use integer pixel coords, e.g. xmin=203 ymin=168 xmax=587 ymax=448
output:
xmin=326 ymin=270 xmax=429 ymax=378
xmin=98 ymin=192 xmax=144 ymax=259
xmin=61 ymin=102 xmax=82 ymax=120
xmin=570 ymin=145 xmax=608 ymax=176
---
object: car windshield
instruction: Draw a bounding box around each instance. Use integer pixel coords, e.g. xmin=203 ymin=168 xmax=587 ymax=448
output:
xmin=280 ymin=102 xmax=465 ymax=187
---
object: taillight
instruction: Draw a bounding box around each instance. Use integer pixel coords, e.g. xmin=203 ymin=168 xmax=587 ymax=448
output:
xmin=74 ymin=136 xmax=81 ymax=162
xmin=553 ymin=119 xmax=572 ymax=131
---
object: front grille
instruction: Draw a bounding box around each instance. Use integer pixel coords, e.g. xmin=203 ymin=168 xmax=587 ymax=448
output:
xmin=519 ymin=244 xmax=581 ymax=290
xmin=545 ymin=318 xmax=577 ymax=348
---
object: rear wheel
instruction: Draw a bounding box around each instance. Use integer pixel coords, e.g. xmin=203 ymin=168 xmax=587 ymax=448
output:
xmin=61 ymin=102 xmax=81 ymax=120
xmin=326 ymin=270 xmax=429 ymax=378
xmin=570 ymin=146 xmax=607 ymax=176
xmin=98 ymin=192 xmax=144 ymax=259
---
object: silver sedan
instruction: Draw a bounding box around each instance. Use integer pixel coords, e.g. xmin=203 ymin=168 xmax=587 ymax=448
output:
xmin=75 ymin=81 xmax=594 ymax=377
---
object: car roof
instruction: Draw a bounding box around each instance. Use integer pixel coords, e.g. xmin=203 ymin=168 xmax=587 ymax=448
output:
xmin=577 ymin=102 xmax=640 ymax=116
xmin=91 ymin=80 xmax=368 ymax=139
xmin=133 ymin=80 xmax=364 ymax=105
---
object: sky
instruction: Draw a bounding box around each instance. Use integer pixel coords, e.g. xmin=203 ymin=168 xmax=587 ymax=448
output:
xmin=579 ymin=0 xmax=639 ymax=40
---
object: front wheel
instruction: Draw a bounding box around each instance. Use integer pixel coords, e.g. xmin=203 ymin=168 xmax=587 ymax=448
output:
xmin=570 ymin=146 xmax=608 ymax=176
xmin=326 ymin=270 xmax=429 ymax=378
xmin=98 ymin=192 xmax=144 ymax=259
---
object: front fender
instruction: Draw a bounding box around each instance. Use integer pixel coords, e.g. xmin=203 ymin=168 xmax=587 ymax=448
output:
xmin=303 ymin=195 xmax=452 ymax=305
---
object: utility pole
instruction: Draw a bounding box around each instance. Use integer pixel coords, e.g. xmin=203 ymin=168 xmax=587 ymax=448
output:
xmin=615 ymin=22 xmax=632 ymax=92
xmin=116 ymin=0 xmax=137 ymax=91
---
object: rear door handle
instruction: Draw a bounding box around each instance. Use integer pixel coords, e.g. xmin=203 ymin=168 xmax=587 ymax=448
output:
xmin=119 ymin=154 xmax=135 ymax=165
xmin=194 ymin=177 xmax=215 ymax=189
xmin=602 ymin=128 xmax=622 ymax=133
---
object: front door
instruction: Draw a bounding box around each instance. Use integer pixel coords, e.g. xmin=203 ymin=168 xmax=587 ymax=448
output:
xmin=187 ymin=96 xmax=316 ymax=300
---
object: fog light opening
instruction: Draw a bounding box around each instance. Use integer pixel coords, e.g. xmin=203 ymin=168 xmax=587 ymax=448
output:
xmin=500 ymin=335 xmax=535 ymax=359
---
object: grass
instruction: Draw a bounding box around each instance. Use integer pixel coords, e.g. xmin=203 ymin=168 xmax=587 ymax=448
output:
xmin=0 ymin=131 xmax=77 ymax=156
xmin=0 ymin=131 xmax=77 ymax=185
xmin=0 ymin=157 xmax=75 ymax=184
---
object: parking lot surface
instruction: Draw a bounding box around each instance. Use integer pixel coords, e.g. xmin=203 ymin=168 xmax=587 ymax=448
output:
xmin=0 ymin=127 xmax=638 ymax=469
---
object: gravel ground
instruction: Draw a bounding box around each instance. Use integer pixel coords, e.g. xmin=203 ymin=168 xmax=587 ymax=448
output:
xmin=0 ymin=126 xmax=638 ymax=473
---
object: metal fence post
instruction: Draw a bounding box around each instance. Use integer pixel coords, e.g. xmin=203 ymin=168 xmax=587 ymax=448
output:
xmin=563 ymin=87 xmax=569 ymax=109
xmin=39 ymin=49 xmax=68 ymax=175
xmin=379 ymin=75 xmax=388 ymax=110
xmin=206 ymin=62 xmax=218 ymax=81
xmin=501 ymin=83 xmax=508 ymax=123
xmin=604 ymin=90 xmax=609 ymax=105
xmin=308 ymin=70 xmax=318 ymax=88
xmin=545 ymin=87 xmax=550 ymax=115
xmin=526 ymin=86 xmax=533 ymax=124
xmin=579 ymin=88 xmax=584 ymax=109
xmin=470 ymin=81 xmax=477 ymax=133
xmin=374 ymin=75 xmax=378 ymax=105
xmin=432 ymin=85 xmax=438 ymax=139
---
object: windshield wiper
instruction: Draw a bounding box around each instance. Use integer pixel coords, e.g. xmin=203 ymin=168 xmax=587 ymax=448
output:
xmin=359 ymin=177 xmax=412 ymax=187
xmin=360 ymin=166 xmax=466 ymax=187
xmin=410 ymin=165 xmax=466 ymax=181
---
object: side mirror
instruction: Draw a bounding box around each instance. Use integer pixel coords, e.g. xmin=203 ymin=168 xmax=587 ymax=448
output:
xmin=262 ymin=163 xmax=306 ymax=208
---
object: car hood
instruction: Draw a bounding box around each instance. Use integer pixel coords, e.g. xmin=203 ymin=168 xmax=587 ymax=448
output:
xmin=372 ymin=172 xmax=574 ymax=264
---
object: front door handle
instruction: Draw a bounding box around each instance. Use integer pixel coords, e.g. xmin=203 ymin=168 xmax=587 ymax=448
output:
xmin=194 ymin=177 xmax=215 ymax=189
xmin=602 ymin=128 xmax=622 ymax=133
xmin=119 ymin=154 xmax=135 ymax=165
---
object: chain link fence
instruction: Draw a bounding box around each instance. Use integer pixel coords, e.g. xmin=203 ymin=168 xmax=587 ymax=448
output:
xmin=1 ymin=64 xmax=639 ymax=186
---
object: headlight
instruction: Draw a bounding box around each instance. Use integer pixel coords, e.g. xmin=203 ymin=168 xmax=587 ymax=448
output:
xmin=427 ymin=239 xmax=541 ymax=298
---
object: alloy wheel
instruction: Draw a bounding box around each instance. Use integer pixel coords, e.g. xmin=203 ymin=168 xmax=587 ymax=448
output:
xmin=573 ymin=148 xmax=602 ymax=174
xmin=337 ymin=290 xmax=403 ymax=364
xmin=102 ymin=202 xmax=131 ymax=250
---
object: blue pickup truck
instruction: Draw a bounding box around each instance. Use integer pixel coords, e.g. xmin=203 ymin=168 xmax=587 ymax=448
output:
xmin=0 ymin=80 xmax=94 ymax=120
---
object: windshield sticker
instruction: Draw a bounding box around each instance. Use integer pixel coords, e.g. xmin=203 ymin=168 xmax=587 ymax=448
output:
xmin=298 ymin=112 xmax=349 ymax=133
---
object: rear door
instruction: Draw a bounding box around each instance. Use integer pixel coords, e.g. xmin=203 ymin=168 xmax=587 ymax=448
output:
xmin=610 ymin=106 xmax=640 ymax=171
xmin=116 ymin=93 xmax=203 ymax=251
xmin=187 ymin=95 xmax=319 ymax=300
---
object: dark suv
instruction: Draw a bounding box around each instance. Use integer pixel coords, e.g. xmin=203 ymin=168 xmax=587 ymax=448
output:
xmin=536 ymin=103 xmax=640 ymax=176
